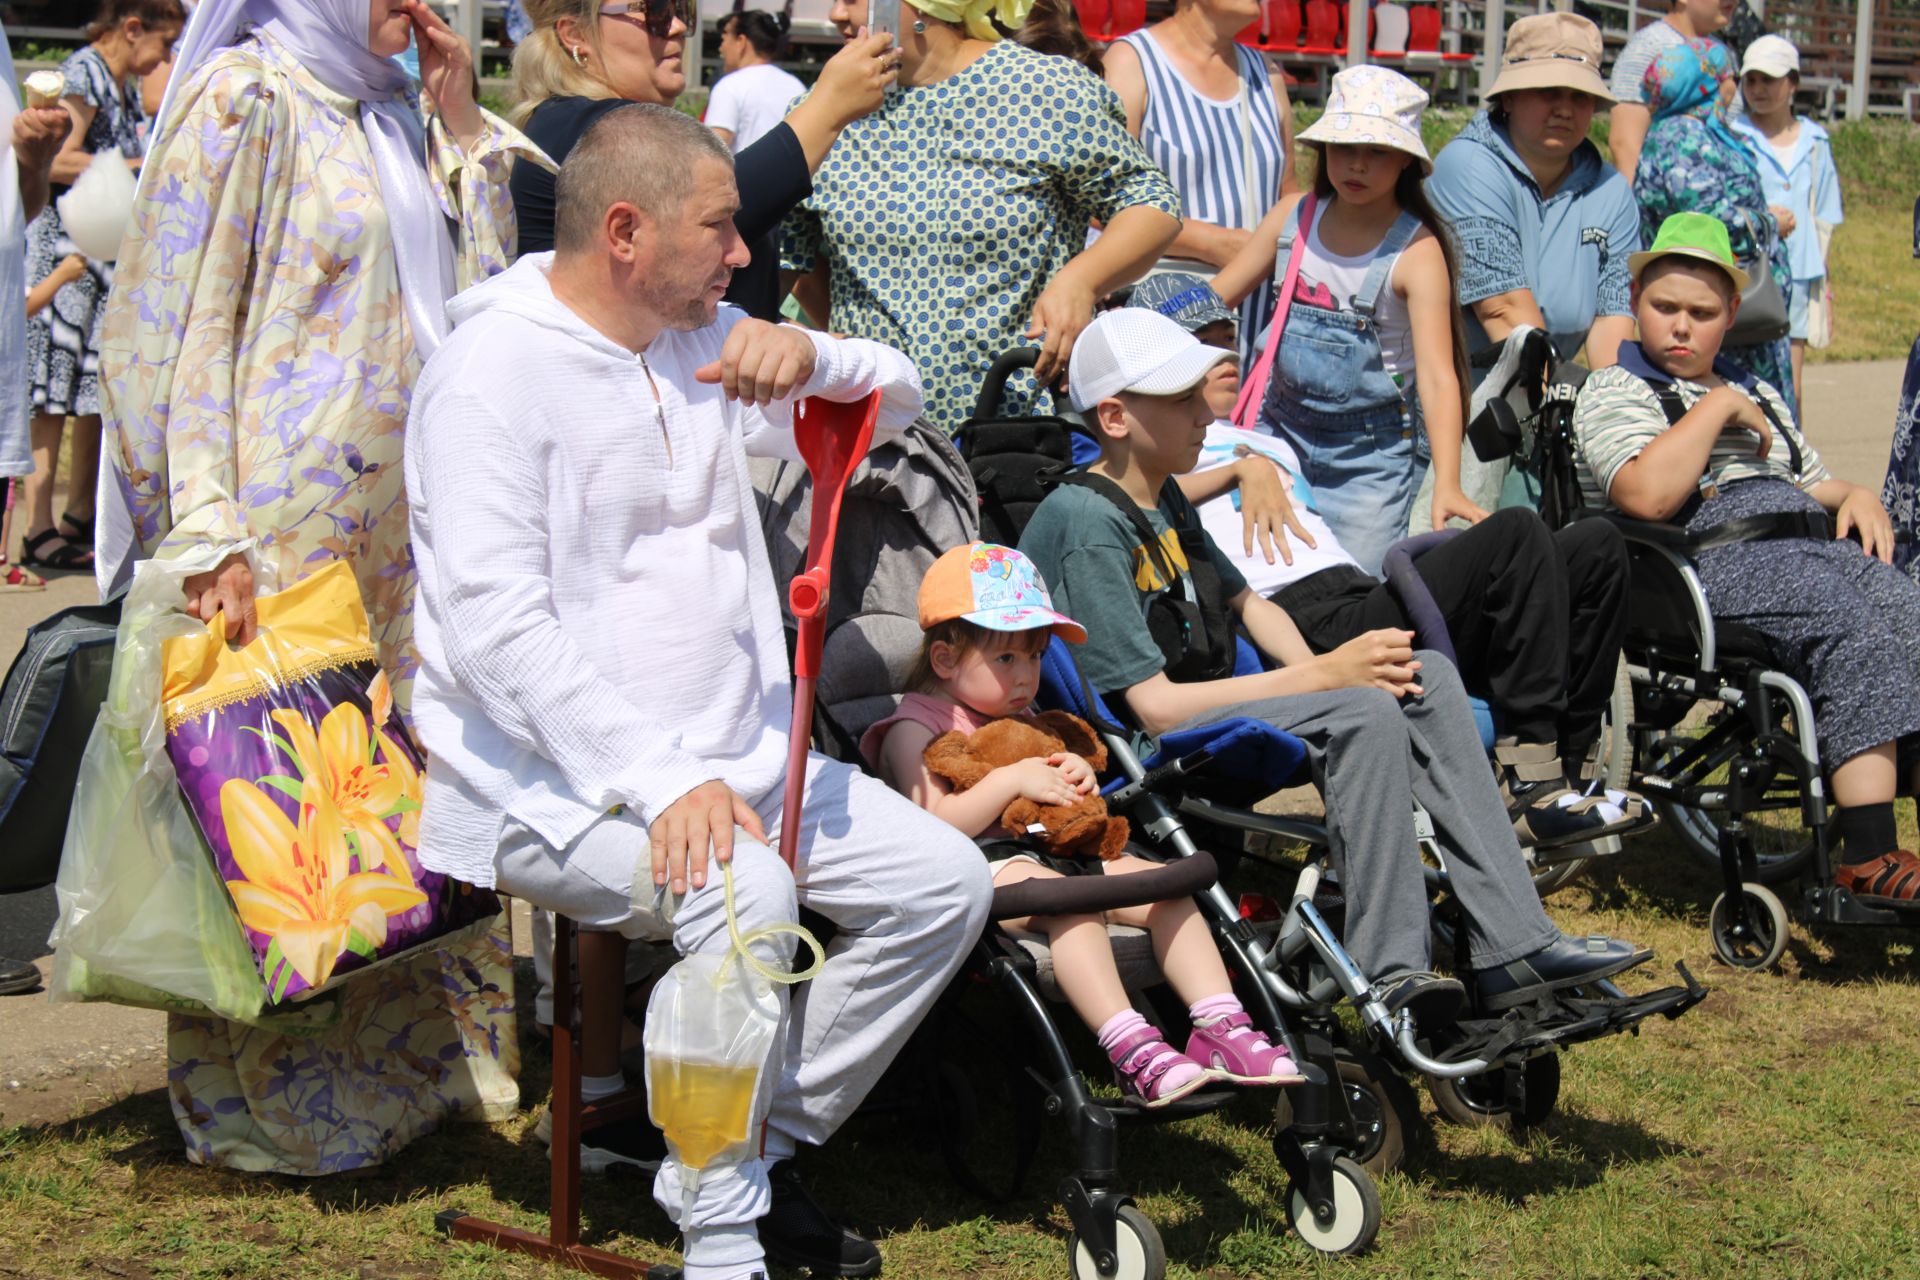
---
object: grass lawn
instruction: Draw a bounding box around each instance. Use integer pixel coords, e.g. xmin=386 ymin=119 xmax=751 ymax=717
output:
xmin=3 ymin=825 xmax=1917 ymax=1279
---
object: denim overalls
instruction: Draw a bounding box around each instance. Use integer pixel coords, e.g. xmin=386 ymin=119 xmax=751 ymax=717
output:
xmin=1259 ymin=204 xmax=1426 ymax=576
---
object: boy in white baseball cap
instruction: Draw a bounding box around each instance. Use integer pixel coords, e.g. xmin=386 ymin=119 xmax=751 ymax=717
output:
xmin=1015 ymin=308 xmax=1654 ymax=1026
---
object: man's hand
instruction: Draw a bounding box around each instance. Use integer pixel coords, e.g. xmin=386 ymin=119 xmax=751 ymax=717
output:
xmin=1430 ymin=484 xmax=1489 ymax=531
xmin=1232 ymin=450 xmax=1315 ymax=565
xmin=1025 ymin=270 xmax=1096 ymax=388
xmin=695 ymin=320 xmax=819 ymax=406
xmin=649 ymin=779 xmax=768 ymax=895
xmin=1834 ymin=486 xmax=1896 ymax=564
xmin=1048 ymin=752 xmax=1098 ymax=797
xmin=1322 ymin=628 xmax=1423 ymax=698
xmin=11 ymin=105 xmax=72 ymax=176
xmin=182 ymin=552 xmax=258 ymax=643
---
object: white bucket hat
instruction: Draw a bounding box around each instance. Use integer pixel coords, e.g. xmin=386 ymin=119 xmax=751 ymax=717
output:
xmin=1296 ymin=66 xmax=1433 ymax=176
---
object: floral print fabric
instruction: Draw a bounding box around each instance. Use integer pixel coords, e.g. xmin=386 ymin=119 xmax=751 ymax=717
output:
xmin=1632 ymin=38 xmax=1796 ymax=418
xmin=97 ymin=29 xmax=541 ymax=1174
xmin=99 ymin=31 xmax=541 ymax=703
xmin=779 ymin=40 xmax=1179 ymax=434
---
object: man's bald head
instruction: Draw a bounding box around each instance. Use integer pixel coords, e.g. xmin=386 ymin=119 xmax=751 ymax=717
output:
xmin=553 ymin=103 xmax=733 ymax=256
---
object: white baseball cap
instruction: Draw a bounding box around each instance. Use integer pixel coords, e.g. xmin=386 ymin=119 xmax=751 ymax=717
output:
xmin=1068 ymin=309 xmax=1235 ymax=412
xmin=1741 ymin=34 xmax=1800 ymax=78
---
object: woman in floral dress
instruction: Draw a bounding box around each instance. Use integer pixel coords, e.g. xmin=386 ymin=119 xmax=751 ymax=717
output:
xmin=20 ymin=0 xmax=182 ymax=574
xmin=1632 ymin=38 xmax=1796 ymax=419
xmin=95 ymin=0 xmax=543 ymax=1173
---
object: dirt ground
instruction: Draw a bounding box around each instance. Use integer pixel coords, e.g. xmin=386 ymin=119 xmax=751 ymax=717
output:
xmin=0 ymin=355 xmax=1911 ymax=1133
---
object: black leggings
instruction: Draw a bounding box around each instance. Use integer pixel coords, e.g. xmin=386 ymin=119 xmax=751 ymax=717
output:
xmin=1272 ymin=508 xmax=1628 ymax=752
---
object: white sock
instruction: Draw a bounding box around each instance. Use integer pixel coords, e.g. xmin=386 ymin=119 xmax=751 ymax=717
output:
xmin=680 ymin=1261 xmax=768 ymax=1280
xmin=580 ymin=1071 xmax=626 ymax=1102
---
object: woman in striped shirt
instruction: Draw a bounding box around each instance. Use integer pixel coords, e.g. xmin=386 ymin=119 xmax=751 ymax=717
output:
xmin=1105 ymin=0 xmax=1296 ymax=363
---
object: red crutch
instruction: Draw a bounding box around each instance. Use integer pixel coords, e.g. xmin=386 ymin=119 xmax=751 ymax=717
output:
xmin=779 ymin=391 xmax=883 ymax=867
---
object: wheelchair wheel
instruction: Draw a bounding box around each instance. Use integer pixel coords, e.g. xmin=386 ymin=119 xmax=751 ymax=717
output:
xmin=1272 ymin=1051 xmax=1420 ymax=1177
xmin=1067 ymin=1203 xmax=1165 ymax=1280
xmin=1709 ymin=883 xmax=1790 ymax=970
xmin=1284 ymin=1154 xmax=1380 ymax=1257
xmin=1426 ymin=1052 xmax=1560 ymax=1132
xmin=1647 ymin=727 xmax=1816 ymax=885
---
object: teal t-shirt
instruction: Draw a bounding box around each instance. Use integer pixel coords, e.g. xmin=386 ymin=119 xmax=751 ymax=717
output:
xmin=1018 ymin=480 xmax=1248 ymax=699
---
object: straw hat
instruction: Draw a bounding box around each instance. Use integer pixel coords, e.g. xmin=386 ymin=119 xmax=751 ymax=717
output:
xmin=1297 ymin=66 xmax=1433 ymax=176
xmin=1485 ymin=13 xmax=1616 ymax=104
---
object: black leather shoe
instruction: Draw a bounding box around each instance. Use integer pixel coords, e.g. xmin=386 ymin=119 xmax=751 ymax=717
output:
xmin=1374 ymin=970 xmax=1465 ymax=1029
xmin=1473 ymin=934 xmax=1652 ymax=1011
xmin=759 ymin=1160 xmax=882 ymax=1277
xmin=0 ymin=957 xmax=41 ymax=997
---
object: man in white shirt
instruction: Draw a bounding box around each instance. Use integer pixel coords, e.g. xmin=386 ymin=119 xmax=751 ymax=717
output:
xmin=407 ymin=104 xmax=990 ymax=1280
xmin=1606 ymin=0 xmax=1733 ymax=182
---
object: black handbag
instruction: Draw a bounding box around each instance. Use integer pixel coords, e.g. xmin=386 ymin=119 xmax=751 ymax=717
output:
xmin=0 ymin=599 xmax=119 ymax=894
xmin=1726 ymin=209 xmax=1791 ymax=347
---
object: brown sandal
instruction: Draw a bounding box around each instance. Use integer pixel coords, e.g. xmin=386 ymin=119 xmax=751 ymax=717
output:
xmin=1834 ymin=850 xmax=1920 ymax=906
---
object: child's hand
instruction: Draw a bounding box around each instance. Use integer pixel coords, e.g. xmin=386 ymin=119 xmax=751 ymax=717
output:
xmin=1324 ymin=628 xmax=1423 ymax=698
xmin=1002 ymin=758 xmax=1081 ymax=807
xmin=51 ymin=254 xmax=88 ymax=287
xmin=1048 ymin=752 xmax=1098 ymax=796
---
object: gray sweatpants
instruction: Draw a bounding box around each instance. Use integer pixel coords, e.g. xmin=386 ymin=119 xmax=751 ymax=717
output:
xmin=1175 ymin=651 xmax=1557 ymax=980
xmin=494 ymin=751 xmax=991 ymax=1248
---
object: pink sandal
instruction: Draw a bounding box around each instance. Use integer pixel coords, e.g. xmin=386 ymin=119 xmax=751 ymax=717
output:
xmin=1108 ymin=1024 xmax=1211 ymax=1108
xmin=1186 ymin=1012 xmax=1305 ymax=1086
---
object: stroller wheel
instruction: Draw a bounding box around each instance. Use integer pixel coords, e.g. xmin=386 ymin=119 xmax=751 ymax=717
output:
xmin=1284 ymin=1154 xmax=1380 ymax=1257
xmin=1427 ymin=1052 xmax=1560 ymax=1132
xmin=1272 ymin=1051 xmax=1420 ymax=1177
xmin=1067 ymin=1203 xmax=1165 ymax=1280
xmin=1709 ymin=883 xmax=1790 ymax=970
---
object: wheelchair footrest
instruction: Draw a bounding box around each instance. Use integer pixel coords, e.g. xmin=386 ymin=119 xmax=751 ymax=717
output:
xmin=1426 ymin=963 xmax=1707 ymax=1063
xmin=1101 ymin=1084 xmax=1240 ymax=1126
xmin=1529 ymin=833 xmax=1624 ymax=867
xmin=1804 ymin=884 xmax=1920 ymax=927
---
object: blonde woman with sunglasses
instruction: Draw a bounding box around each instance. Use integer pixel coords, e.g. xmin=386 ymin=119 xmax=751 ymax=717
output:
xmin=509 ymin=0 xmax=897 ymax=320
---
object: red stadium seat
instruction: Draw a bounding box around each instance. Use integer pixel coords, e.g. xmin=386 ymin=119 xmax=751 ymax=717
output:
xmin=1075 ymin=0 xmax=1146 ymax=40
xmin=1301 ymin=0 xmax=1339 ymax=55
xmin=1236 ymin=0 xmax=1302 ymax=52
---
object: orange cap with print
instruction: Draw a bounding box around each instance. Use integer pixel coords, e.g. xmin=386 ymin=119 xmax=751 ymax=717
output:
xmin=918 ymin=542 xmax=1088 ymax=644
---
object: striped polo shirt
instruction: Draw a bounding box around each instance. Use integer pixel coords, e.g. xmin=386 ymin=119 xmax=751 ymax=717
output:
xmin=1573 ymin=344 xmax=1827 ymax=512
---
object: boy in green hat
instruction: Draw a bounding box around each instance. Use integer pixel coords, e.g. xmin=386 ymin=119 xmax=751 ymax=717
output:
xmin=1571 ymin=211 xmax=1920 ymax=907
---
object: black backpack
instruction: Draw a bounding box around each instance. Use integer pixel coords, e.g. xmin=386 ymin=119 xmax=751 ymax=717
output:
xmin=0 ymin=599 xmax=120 ymax=894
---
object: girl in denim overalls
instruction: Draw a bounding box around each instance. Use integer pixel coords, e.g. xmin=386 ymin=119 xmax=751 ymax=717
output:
xmin=1213 ymin=67 xmax=1471 ymax=575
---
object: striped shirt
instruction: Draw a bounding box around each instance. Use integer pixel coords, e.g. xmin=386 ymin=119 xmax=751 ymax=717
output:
xmin=1119 ymin=29 xmax=1287 ymax=364
xmin=1573 ymin=359 xmax=1828 ymax=513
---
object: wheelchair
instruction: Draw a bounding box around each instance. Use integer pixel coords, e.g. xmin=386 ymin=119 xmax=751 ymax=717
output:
xmin=1030 ymin=637 xmax=1704 ymax=1163
xmin=1495 ymin=341 xmax=1920 ymax=970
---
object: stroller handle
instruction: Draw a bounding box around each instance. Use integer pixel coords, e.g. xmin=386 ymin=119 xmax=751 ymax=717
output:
xmin=971 ymin=346 xmax=1044 ymax=422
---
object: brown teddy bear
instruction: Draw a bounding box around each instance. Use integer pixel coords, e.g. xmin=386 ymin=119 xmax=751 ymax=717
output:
xmin=922 ymin=710 xmax=1130 ymax=861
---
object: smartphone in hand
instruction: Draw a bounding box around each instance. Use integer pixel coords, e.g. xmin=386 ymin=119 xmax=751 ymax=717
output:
xmin=868 ymin=0 xmax=902 ymax=42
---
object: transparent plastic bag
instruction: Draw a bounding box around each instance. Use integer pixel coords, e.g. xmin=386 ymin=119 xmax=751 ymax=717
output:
xmin=644 ymin=860 xmax=824 ymax=1224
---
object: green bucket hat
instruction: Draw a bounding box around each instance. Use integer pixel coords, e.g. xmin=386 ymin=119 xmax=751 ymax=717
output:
xmin=1628 ymin=212 xmax=1751 ymax=293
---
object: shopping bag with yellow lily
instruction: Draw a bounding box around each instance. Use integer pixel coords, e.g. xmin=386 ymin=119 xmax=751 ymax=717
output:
xmin=51 ymin=550 xmax=498 ymax=1025
xmin=158 ymin=561 xmax=498 ymax=1004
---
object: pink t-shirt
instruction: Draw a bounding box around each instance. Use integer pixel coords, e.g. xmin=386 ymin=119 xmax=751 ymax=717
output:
xmin=858 ymin=692 xmax=1000 ymax=773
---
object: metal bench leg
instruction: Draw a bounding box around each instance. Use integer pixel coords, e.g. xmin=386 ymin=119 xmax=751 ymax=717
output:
xmin=437 ymin=914 xmax=679 ymax=1279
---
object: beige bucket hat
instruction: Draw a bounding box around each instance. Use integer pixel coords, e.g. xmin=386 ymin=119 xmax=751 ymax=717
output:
xmin=1485 ymin=12 xmax=1616 ymax=104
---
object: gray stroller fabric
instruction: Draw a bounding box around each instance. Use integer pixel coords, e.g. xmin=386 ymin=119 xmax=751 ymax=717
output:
xmin=752 ymin=416 xmax=980 ymax=758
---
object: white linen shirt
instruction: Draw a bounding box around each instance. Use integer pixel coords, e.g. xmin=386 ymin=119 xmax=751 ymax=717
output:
xmin=405 ymin=253 xmax=922 ymax=886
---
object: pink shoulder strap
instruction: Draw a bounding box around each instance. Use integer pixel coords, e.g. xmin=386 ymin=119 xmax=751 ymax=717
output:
xmin=1230 ymin=192 xmax=1318 ymax=431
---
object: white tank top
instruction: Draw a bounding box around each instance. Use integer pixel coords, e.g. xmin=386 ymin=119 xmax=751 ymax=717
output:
xmin=1297 ymin=208 xmax=1417 ymax=384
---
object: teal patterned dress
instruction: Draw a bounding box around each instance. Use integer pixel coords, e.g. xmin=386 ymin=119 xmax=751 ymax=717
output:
xmin=779 ymin=40 xmax=1179 ymax=434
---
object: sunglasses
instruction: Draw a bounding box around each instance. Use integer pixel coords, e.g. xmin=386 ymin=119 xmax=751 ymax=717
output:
xmin=600 ymin=0 xmax=690 ymax=38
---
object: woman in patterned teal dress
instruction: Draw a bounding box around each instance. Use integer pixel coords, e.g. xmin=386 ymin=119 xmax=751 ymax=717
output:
xmin=1632 ymin=38 xmax=1796 ymax=419
xmin=781 ymin=0 xmax=1181 ymax=433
